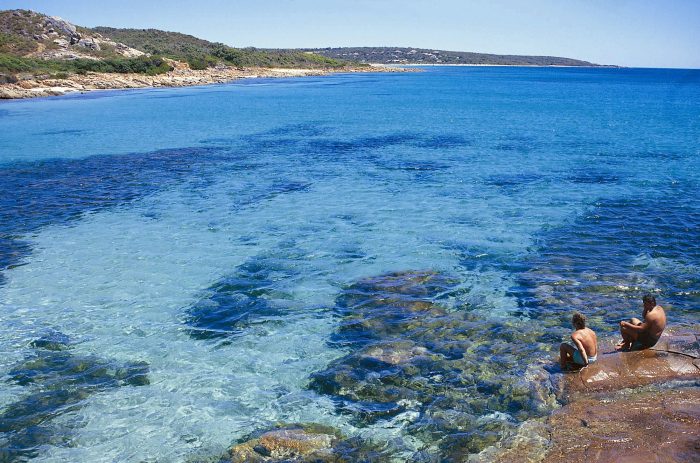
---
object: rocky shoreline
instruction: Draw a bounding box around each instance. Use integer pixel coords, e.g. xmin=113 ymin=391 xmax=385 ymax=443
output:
xmin=0 ymin=64 xmax=407 ymax=100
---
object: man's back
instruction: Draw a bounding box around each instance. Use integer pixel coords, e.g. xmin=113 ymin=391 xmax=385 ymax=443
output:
xmin=644 ymin=305 xmax=666 ymax=340
xmin=572 ymin=327 xmax=597 ymax=357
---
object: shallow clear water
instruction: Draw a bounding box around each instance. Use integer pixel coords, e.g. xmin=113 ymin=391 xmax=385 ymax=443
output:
xmin=0 ymin=67 xmax=699 ymax=461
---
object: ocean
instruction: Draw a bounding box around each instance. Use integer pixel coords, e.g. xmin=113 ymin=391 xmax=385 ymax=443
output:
xmin=0 ymin=66 xmax=698 ymax=461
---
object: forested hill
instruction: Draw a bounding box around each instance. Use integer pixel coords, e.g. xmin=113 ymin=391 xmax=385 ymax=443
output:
xmin=301 ymin=47 xmax=602 ymax=66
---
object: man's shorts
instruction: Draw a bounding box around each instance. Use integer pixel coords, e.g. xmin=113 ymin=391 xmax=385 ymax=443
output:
xmin=566 ymin=342 xmax=597 ymax=365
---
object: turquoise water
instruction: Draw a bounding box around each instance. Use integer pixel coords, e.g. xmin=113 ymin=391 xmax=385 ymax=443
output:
xmin=0 ymin=67 xmax=698 ymax=461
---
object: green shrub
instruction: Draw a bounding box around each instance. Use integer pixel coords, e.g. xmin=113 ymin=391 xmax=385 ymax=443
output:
xmin=187 ymin=55 xmax=217 ymax=70
xmin=0 ymin=53 xmax=172 ymax=76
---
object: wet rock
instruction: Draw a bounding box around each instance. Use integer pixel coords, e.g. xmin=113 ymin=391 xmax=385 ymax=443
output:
xmin=468 ymin=419 xmax=550 ymax=463
xmin=542 ymin=332 xmax=700 ymax=463
xmin=360 ymin=341 xmax=429 ymax=365
xmin=565 ymin=334 xmax=700 ymax=394
xmin=542 ymin=386 xmax=700 ymax=463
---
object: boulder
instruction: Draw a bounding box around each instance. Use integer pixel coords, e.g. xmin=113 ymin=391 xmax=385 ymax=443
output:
xmin=77 ymin=38 xmax=100 ymax=51
xmin=0 ymin=74 xmax=18 ymax=84
xmin=44 ymin=16 xmax=80 ymax=43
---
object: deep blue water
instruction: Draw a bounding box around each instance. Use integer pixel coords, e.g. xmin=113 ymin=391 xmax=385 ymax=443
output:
xmin=0 ymin=67 xmax=698 ymax=461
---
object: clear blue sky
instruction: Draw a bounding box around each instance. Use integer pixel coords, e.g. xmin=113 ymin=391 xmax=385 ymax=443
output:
xmin=2 ymin=0 xmax=699 ymax=68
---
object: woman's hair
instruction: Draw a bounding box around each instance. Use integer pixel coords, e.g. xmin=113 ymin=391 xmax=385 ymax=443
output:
xmin=572 ymin=312 xmax=586 ymax=329
xmin=643 ymin=294 xmax=656 ymax=306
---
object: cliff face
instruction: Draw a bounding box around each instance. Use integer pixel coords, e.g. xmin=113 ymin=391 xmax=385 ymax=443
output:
xmin=0 ymin=9 xmax=144 ymax=60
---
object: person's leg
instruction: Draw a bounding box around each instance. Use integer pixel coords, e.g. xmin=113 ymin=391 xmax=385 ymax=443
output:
xmin=616 ymin=318 xmax=640 ymax=350
xmin=560 ymin=342 xmax=575 ymax=369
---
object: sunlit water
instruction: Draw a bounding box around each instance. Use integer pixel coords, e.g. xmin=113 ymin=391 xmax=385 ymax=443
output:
xmin=0 ymin=67 xmax=698 ymax=462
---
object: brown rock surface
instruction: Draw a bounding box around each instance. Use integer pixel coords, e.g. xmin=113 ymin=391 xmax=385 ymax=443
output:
xmin=535 ymin=333 xmax=700 ymax=463
xmin=542 ymin=387 xmax=700 ymax=463
xmin=566 ymin=334 xmax=700 ymax=394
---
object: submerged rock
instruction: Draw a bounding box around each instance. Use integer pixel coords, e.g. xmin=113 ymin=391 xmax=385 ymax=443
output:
xmin=28 ymin=331 xmax=71 ymax=351
xmin=7 ymin=350 xmax=150 ymax=389
xmin=184 ymin=251 xmax=300 ymax=340
xmin=0 ymin=335 xmax=150 ymax=461
xmin=223 ymin=424 xmax=387 ymax=463
xmin=309 ymin=270 xmax=558 ymax=459
xmin=228 ymin=426 xmax=336 ymax=462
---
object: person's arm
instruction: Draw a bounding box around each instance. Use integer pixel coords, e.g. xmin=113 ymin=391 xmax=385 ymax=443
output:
xmin=572 ymin=335 xmax=589 ymax=365
xmin=620 ymin=320 xmax=647 ymax=332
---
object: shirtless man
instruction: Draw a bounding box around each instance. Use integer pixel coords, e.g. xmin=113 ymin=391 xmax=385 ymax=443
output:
xmin=616 ymin=294 xmax=666 ymax=351
xmin=560 ymin=312 xmax=598 ymax=370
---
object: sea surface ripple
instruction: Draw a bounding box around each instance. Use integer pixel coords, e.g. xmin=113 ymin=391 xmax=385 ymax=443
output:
xmin=0 ymin=67 xmax=698 ymax=462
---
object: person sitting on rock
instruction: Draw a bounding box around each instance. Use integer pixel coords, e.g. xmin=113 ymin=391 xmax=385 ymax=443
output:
xmin=560 ymin=312 xmax=598 ymax=370
xmin=616 ymin=294 xmax=666 ymax=351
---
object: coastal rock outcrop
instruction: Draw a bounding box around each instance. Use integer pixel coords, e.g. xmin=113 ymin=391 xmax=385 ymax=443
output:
xmin=533 ymin=332 xmax=700 ymax=463
xmin=565 ymin=333 xmax=700 ymax=394
xmin=44 ymin=15 xmax=80 ymax=43
xmin=0 ymin=66 xmax=389 ymax=99
xmin=543 ymin=386 xmax=700 ymax=463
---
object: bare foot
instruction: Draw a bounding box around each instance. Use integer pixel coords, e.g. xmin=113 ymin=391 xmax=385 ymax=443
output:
xmin=615 ymin=340 xmax=629 ymax=351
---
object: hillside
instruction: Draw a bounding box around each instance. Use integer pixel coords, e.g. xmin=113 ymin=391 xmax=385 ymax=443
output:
xmin=90 ymin=27 xmax=347 ymax=70
xmin=0 ymin=9 xmax=349 ymax=79
xmin=303 ymin=47 xmax=601 ymax=66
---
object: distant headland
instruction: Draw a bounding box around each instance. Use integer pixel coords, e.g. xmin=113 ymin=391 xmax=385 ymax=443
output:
xmin=0 ymin=9 xmax=611 ymax=99
xmin=300 ymin=47 xmax=609 ymax=67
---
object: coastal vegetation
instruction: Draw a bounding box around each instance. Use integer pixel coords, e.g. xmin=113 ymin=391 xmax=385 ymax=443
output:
xmin=304 ymin=46 xmax=601 ymax=66
xmin=91 ymin=27 xmax=348 ymax=69
xmin=0 ymin=53 xmax=172 ymax=77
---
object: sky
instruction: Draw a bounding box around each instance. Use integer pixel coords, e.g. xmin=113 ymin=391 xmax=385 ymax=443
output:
xmin=1 ymin=0 xmax=699 ymax=68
